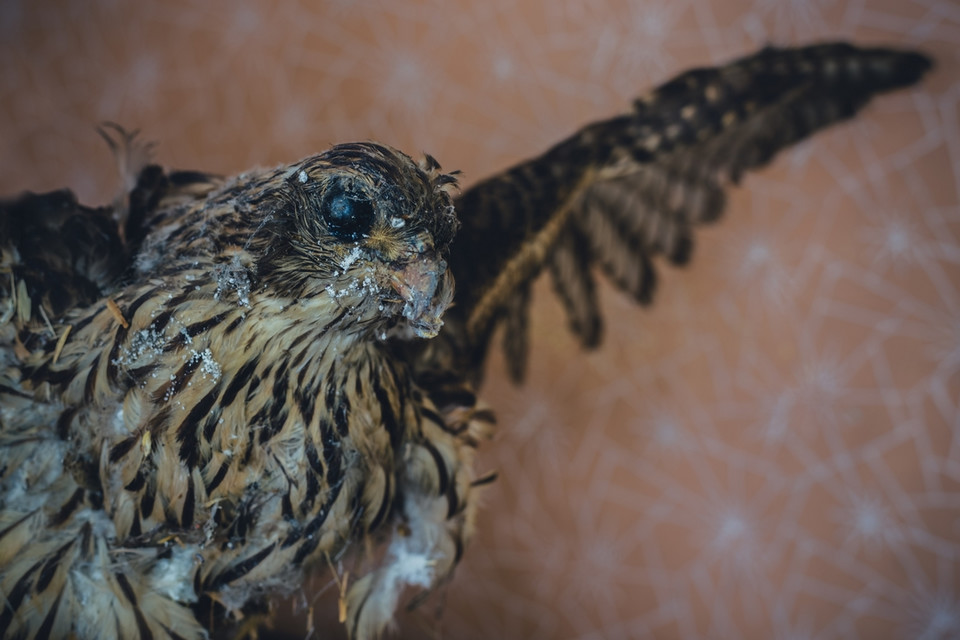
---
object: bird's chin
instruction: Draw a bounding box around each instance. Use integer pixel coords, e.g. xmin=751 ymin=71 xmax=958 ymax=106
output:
xmin=407 ymin=314 xmax=445 ymax=339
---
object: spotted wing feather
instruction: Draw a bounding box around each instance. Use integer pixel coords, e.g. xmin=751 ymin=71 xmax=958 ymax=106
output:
xmin=446 ymin=42 xmax=932 ymax=382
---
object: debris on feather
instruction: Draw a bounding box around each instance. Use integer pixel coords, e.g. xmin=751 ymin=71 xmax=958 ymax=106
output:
xmin=150 ymin=545 xmax=201 ymax=604
xmin=346 ymin=491 xmax=449 ymax=639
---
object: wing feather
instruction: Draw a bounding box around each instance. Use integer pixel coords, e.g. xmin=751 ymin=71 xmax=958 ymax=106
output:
xmin=1 ymin=128 xmax=222 ymax=341
xmin=574 ymin=186 xmax=658 ymax=304
xmin=0 ymin=191 xmax=124 ymax=330
xmin=499 ymin=282 xmax=532 ymax=383
xmin=445 ymin=42 xmax=932 ymax=382
xmin=547 ymin=229 xmax=602 ymax=348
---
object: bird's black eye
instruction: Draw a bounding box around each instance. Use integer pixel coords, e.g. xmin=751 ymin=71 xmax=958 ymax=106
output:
xmin=320 ymin=185 xmax=375 ymax=241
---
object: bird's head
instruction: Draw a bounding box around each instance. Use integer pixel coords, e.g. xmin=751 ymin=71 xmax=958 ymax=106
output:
xmin=249 ymin=142 xmax=460 ymax=339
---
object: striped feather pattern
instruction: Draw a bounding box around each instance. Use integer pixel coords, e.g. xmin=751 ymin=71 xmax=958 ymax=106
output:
xmin=1 ymin=143 xmax=488 ymax=639
xmin=445 ymin=42 xmax=932 ymax=382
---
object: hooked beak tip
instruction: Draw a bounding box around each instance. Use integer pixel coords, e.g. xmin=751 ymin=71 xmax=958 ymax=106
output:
xmin=389 ymin=255 xmax=451 ymax=338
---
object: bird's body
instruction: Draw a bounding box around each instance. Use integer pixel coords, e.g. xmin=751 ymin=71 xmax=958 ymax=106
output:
xmin=0 ymin=43 xmax=932 ymax=639
xmin=2 ymin=144 xmax=485 ymax=639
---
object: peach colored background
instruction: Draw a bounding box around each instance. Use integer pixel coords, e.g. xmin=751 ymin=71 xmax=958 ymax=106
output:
xmin=2 ymin=1 xmax=959 ymax=638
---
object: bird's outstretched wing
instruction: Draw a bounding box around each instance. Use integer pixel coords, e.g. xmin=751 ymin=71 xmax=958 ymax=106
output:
xmin=0 ymin=190 xmax=123 ymax=330
xmin=445 ymin=42 xmax=932 ymax=382
xmin=0 ymin=124 xmax=222 ymax=340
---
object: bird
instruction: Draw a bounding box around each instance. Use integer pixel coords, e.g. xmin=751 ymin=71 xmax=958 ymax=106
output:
xmin=0 ymin=42 xmax=932 ymax=640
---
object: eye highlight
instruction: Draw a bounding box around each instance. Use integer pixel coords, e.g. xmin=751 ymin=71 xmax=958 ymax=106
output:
xmin=320 ymin=184 xmax=375 ymax=241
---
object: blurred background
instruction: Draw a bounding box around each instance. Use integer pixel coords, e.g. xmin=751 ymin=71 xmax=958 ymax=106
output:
xmin=2 ymin=0 xmax=958 ymax=638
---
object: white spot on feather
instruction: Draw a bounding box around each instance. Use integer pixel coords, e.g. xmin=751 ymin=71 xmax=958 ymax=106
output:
xmin=349 ymin=492 xmax=448 ymax=637
xmin=340 ymin=246 xmax=364 ymax=270
xmin=151 ymin=545 xmax=201 ymax=603
xmin=190 ymin=348 xmax=222 ymax=381
xmin=112 ymin=406 xmax=126 ymax=435
xmin=214 ymin=255 xmax=252 ymax=307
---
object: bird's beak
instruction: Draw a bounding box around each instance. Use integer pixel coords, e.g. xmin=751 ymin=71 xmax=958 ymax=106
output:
xmin=389 ymin=254 xmax=453 ymax=339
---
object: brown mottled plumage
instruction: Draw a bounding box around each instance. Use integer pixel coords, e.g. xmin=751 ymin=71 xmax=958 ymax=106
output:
xmin=0 ymin=43 xmax=932 ymax=639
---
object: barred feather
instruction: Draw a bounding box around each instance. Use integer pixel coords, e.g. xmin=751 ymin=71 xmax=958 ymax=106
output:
xmin=1 ymin=142 xmax=480 ymax=640
xmin=547 ymin=230 xmax=602 ymax=349
xmin=499 ymin=282 xmax=531 ymax=383
xmin=446 ymin=42 xmax=932 ymax=382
